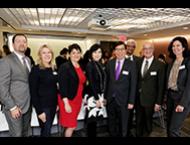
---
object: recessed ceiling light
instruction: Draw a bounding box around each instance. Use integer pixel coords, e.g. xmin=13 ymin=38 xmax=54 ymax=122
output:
xmin=183 ymin=27 xmax=189 ymax=30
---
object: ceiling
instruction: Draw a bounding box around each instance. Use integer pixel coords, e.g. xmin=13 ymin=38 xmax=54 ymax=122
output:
xmin=1 ymin=8 xmax=190 ymax=39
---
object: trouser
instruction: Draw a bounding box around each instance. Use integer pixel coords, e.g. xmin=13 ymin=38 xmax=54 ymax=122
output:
xmin=166 ymin=95 xmax=190 ymax=137
xmin=4 ymin=106 xmax=32 ymax=137
xmin=136 ymin=100 xmax=154 ymax=137
xmin=107 ymin=98 xmax=129 ymax=137
xmin=38 ymin=107 xmax=56 ymax=137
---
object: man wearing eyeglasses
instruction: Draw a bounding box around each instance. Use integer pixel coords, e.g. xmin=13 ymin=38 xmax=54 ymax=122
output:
xmin=136 ymin=42 xmax=165 ymax=137
xmin=105 ymin=41 xmax=137 ymax=137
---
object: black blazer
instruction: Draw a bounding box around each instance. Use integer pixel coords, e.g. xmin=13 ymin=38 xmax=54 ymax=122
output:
xmin=58 ymin=60 xmax=83 ymax=100
xmin=166 ymin=58 xmax=190 ymax=108
xmin=85 ymin=61 xmax=107 ymax=100
xmin=29 ymin=65 xmax=58 ymax=115
xmin=105 ymin=58 xmax=137 ymax=106
xmin=137 ymin=57 xmax=166 ymax=107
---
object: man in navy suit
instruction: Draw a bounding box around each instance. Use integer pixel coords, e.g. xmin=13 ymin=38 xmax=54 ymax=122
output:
xmin=105 ymin=41 xmax=137 ymax=137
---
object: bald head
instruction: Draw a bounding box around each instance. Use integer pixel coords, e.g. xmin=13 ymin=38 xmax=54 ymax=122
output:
xmin=142 ymin=41 xmax=154 ymax=59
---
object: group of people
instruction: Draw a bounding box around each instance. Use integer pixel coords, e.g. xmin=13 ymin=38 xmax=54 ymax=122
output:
xmin=0 ymin=33 xmax=190 ymax=138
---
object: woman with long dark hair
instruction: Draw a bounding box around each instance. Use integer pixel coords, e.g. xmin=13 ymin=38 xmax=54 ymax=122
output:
xmin=166 ymin=36 xmax=190 ymax=137
xmin=85 ymin=44 xmax=107 ymax=137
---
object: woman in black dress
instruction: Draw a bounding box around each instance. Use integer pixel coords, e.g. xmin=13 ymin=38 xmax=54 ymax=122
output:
xmin=85 ymin=44 xmax=107 ymax=137
xmin=29 ymin=44 xmax=58 ymax=137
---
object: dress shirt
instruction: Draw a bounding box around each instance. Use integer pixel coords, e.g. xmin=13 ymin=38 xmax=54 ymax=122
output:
xmin=141 ymin=56 xmax=154 ymax=76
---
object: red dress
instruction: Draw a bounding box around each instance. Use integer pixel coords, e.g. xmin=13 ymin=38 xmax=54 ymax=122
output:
xmin=58 ymin=66 xmax=86 ymax=128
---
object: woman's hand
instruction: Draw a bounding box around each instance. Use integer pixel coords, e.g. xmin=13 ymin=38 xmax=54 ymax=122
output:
xmin=38 ymin=112 xmax=46 ymax=123
xmin=63 ymin=98 xmax=72 ymax=113
xmin=96 ymin=100 xmax=101 ymax=108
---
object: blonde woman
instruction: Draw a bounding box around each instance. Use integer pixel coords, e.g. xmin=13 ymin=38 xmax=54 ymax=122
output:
xmin=29 ymin=44 xmax=58 ymax=137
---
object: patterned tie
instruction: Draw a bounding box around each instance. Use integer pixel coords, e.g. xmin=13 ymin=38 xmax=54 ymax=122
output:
xmin=143 ymin=60 xmax=149 ymax=77
xmin=22 ymin=57 xmax=29 ymax=74
xmin=115 ymin=60 xmax=121 ymax=80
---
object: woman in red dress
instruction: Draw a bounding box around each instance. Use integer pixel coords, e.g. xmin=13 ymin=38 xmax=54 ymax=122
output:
xmin=58 ymin=43 xmax=86 ymax=137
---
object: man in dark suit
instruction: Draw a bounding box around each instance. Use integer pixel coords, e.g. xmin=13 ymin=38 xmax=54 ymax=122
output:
xmin=105 ymin=41 xmax=137 ymax=137
xmin=125 ymin=39 xmax=141 ymax=137
xmin=55 ymin=48 xmax=68 ymax=70
xmin=136 ymin=42 xmax=165 ymax=137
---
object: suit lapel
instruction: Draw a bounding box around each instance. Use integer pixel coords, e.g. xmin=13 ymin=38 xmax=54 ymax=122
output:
xmin=142 ymin=58 xmax=155 ymax=79
xmin=12 ymin=53 xmax=28 ymax=76
xmin=111 ymin=59 xmax=116 ymax=80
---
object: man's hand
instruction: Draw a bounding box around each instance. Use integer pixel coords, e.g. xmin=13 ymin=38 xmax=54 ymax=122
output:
xmin=128 ymin=104 xmax=134 ymax=109
xmin=154 ymin=104 xmax=161 ymax=112
xmin=10 ymin=106 xmax=22 ymax=119
xmin=175 ymin=105 xmax=184 ymax=112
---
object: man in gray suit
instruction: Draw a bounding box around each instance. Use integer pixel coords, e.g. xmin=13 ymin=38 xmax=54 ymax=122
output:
xmin=0 ymin=34 xmax=32 ymax=137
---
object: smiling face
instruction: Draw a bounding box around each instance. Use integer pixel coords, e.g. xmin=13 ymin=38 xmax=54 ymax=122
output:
xmin=69 ymin=48 xmax=81 ymax=63
xmin=126 ymin=40 xmax=136 ymax=55
xmin=172 ymin=40 xmax=185 ymax=57
xmin=13 ymin=35 xmax=27 ymax=54
xmin=92 ymin=48 xmax=102 ymax=61
xmin=40 ymin=47 xmax=53 ymax=64
xmin=143 ymin=42 xmax=154 ymax=59
xmin=115 ymin=44 xmax=126 ymax=60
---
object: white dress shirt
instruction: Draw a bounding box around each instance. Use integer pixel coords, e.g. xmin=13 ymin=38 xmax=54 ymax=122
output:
xmin=126 ymin=55 xmax=134 ymax=61
xmin=14 ymin=51 xmax=31 ymax=71
xmin=141 ymin=56 xmax=154 ymax=76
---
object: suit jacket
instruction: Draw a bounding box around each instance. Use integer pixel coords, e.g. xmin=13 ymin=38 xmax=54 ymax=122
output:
xmin=0 ymin=53 xmax=31 ymax=113
xmin=85 ymin=61 xmax=107 ymax=100
xmin=137 ymin=57 xmax=166 ymax=107
xmin=166 ymin=58 xmax=190 ymax=108
xmin=105 ymin=58 xmax=137 ymax=106
xmin=29 ymin=65 xmax=58 ymax=115
xmin=58 ymin=60 xmax=83 ymax=100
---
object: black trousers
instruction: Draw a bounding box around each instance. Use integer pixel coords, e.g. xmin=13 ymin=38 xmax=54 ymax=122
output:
xmin=38 ymin=107 xmax=56 ymax=137
xmin=107 ymin=98 xmax=129 ymax=137
xmin=166 ymin=94 xmax=190 ymax=137
xmin=136 ymin=100 xmax=154 ymax=137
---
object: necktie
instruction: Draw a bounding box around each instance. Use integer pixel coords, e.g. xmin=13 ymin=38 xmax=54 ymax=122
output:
xmin=115 ymin=60 xmax=121 ymax=80
xmin=143 ymin=60 xmax=149 ymax=77
xmin=22 ymin=57 xmax=29 ymax=74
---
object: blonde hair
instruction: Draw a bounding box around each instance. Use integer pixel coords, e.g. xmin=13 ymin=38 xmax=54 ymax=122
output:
xmin=37 ymin=44 xmax=54 ymax=69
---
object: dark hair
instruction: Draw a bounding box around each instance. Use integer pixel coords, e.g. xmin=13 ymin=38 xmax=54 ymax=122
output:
xmin=114 ymin=41 xmax=126 ymax=49
xmin=3 ymin=44 xmax=11 ymax=55
xmin=25 ymin=47 xmax=31 ymax=56
xmin=168 ymin=36 xmax=189 ymax=60
xmin=60 ymin=48 xmax=68 ymax=55
xmin=68 ymin=43 xmax=82 ymax=54
xmin=89 ymin=44 xmax=102 ymax=60
xmin=12 ymin=33 xmax=27 ymax=43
